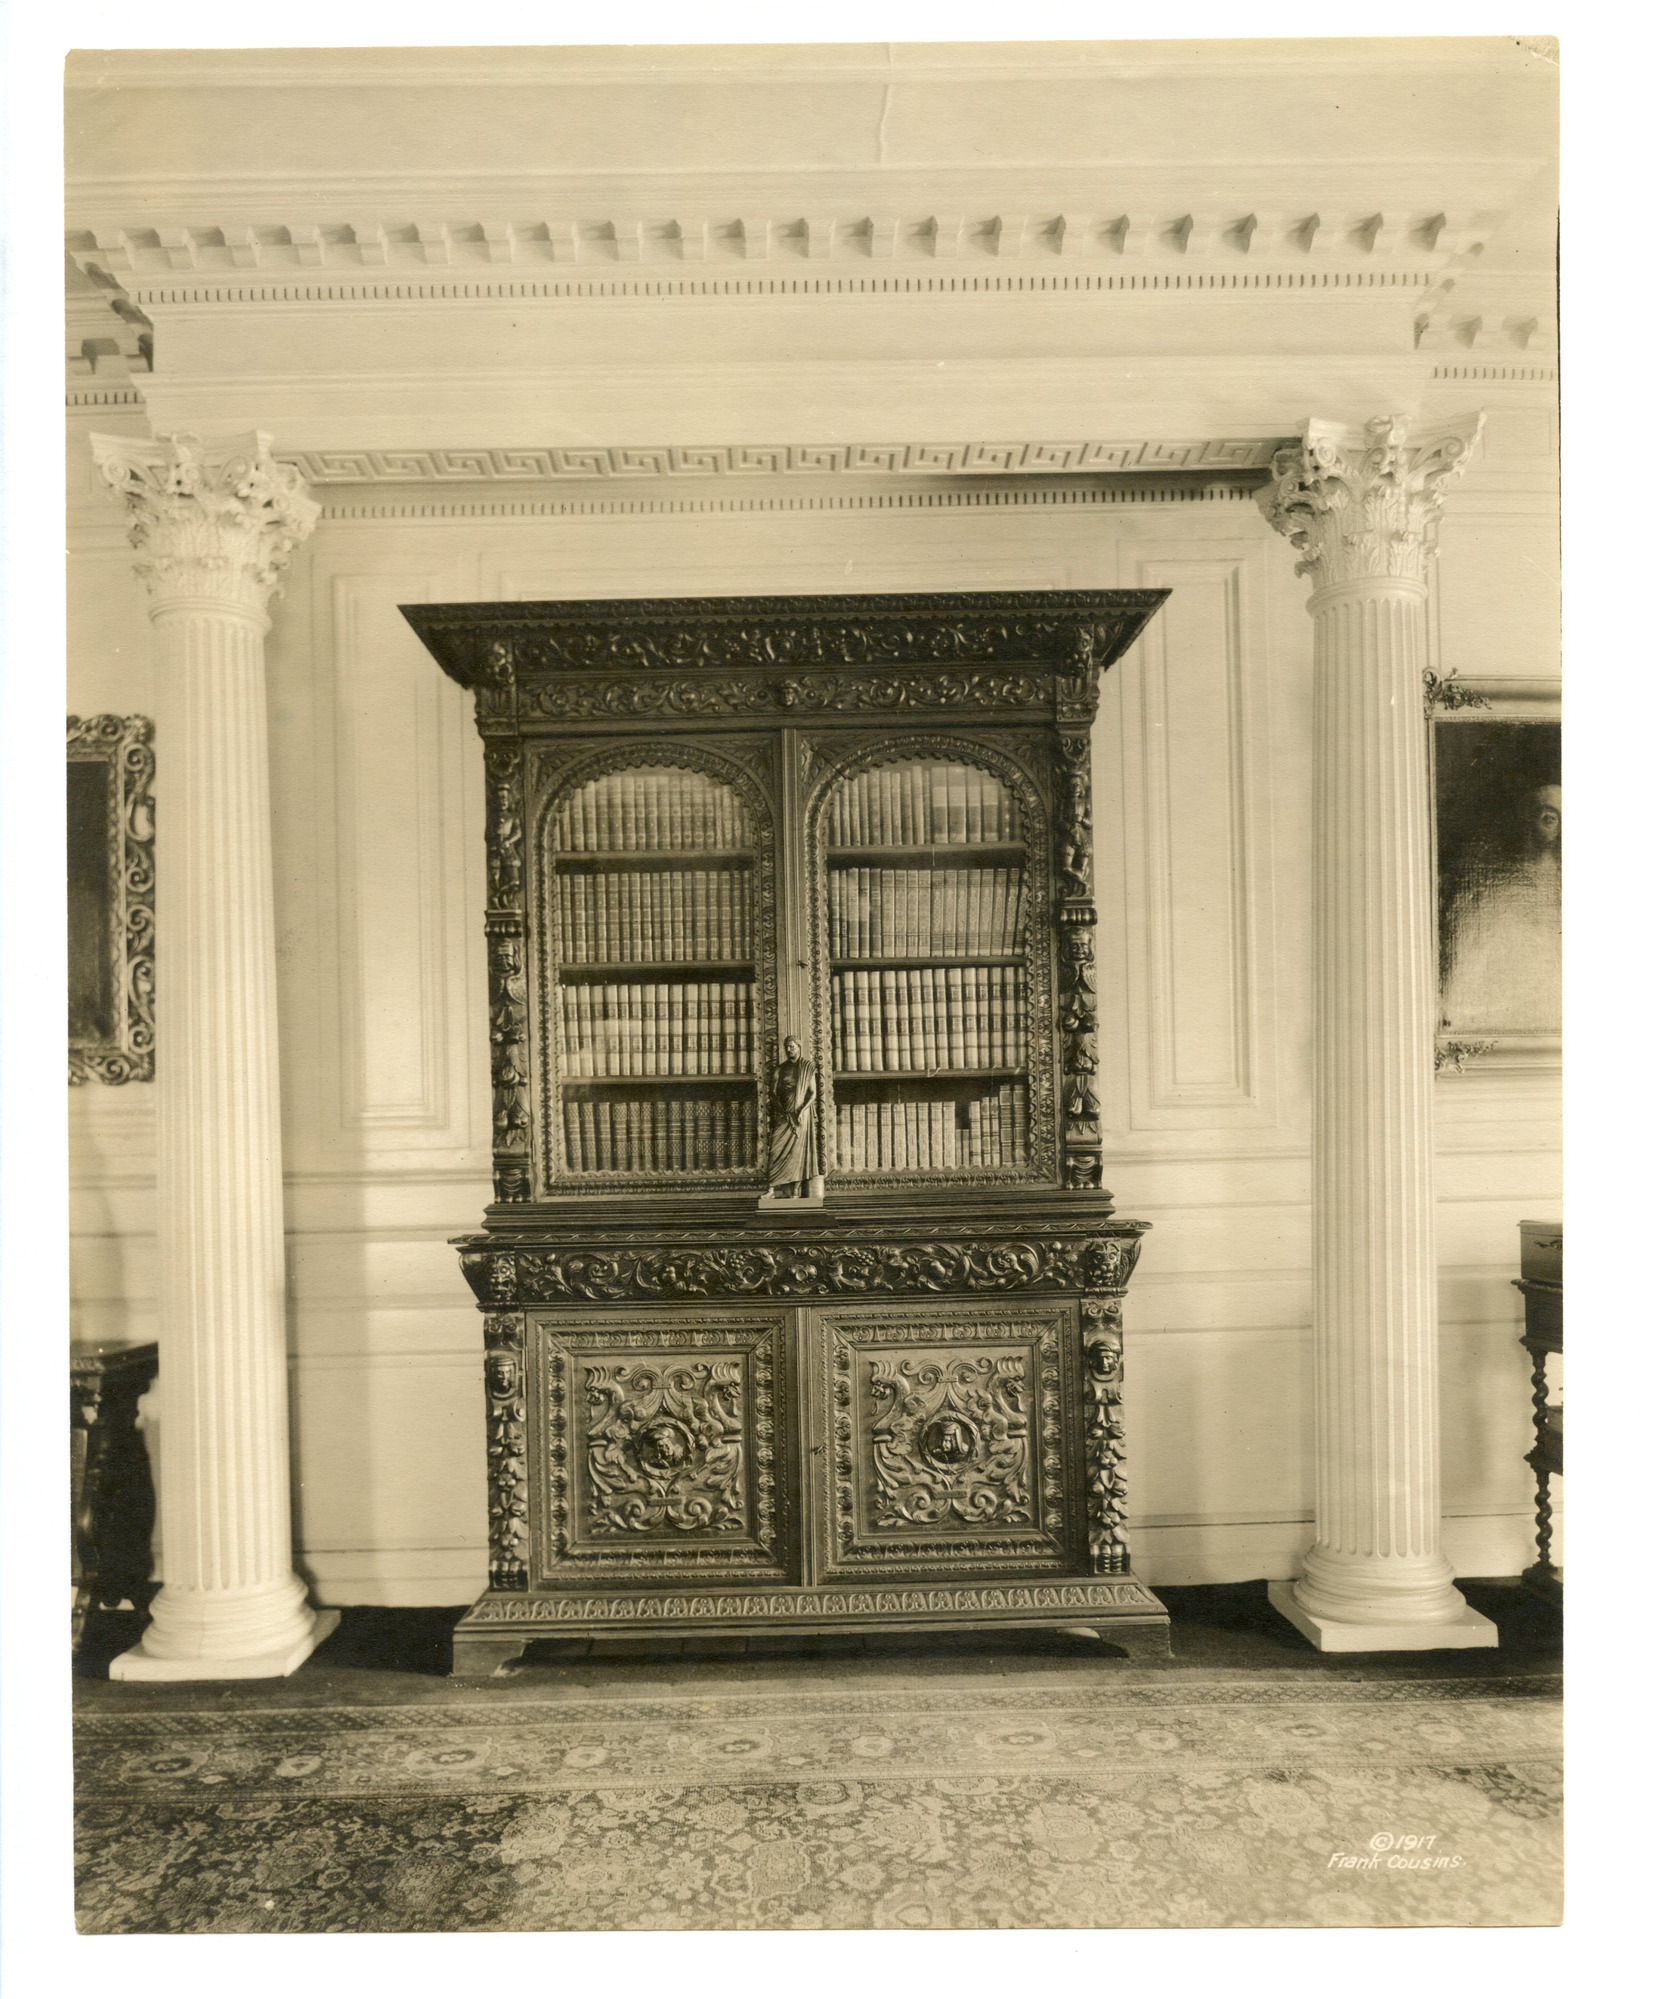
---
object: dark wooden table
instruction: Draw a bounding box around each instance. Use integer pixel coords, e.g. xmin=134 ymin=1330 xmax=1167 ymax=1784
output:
xmin=1513 ymin=1221 xmax=1561 ymax=1607
xmin=71 ymin=1341 xmax=158 ymax=1647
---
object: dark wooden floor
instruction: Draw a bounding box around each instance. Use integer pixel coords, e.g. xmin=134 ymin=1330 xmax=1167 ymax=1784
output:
xmin=73 ymin=1578 xmax=1559 ymax=1711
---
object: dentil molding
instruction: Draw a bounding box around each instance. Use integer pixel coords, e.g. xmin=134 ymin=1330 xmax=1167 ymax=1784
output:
xmin=67 ymin=208 xmax=1496 ymax=282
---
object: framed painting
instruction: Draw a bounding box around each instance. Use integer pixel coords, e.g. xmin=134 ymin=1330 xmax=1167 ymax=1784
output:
xmin=1431 ymin=679 xmax=1560 ymax=1072
xmin=68 ymin=714 xmax=154 ymax=1085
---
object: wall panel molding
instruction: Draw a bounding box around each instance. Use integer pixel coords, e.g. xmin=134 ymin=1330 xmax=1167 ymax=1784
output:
xmin=1118 ymin=545 xmax=1278 ymax=1130
xmin=305 ymin=565 xmax=487 ymax=1172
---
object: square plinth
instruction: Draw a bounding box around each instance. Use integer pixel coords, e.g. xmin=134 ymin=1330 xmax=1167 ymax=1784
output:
xmin=1268 ymin=1582 xmax=1498 ymax=1653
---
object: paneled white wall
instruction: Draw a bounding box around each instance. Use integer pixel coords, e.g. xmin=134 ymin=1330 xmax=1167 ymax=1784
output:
xmin=68 ymin=465 xmax=1559 ymax=1602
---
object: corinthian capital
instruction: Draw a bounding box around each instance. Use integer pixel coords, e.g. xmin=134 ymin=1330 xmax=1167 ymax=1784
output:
xmin=90 ymin=431 xmax=319 ymax=618
xmin=1259 ymin=413 xmax=1484 ymax=593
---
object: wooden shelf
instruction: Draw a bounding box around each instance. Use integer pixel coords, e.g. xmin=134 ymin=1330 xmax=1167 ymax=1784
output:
xmin=559 ymin=961 xmax=755 ymax=982
xmin=826 ymin=844 xmax=1024 ymax=868
xmin=561 ymin=1074 xmax=756 ymax=1095
xmin=832 ymin=1068 xmax=1027 ymax=1087
xmin=555 ymin=850 xmax=753 ymax=873
xmin=830 ymin=953 xmax=1025 ymax=970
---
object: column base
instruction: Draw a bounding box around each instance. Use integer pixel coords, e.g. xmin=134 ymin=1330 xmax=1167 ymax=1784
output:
xmin=109 ymin=1608 xmax=340 ymax=1682
xmin=1268 ymin=1581 xmax=1497 ymax=1653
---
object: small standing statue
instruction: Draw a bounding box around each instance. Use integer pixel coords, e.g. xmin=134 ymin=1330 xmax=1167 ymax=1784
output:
xmin=759 ymin=1034 xmax=825 ymax=1207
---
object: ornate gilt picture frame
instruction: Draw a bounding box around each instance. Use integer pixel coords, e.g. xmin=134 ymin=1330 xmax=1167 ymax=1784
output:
xmin=1430 ymin=678 xmax=1560 ymax=1074
xmin=68 ymin=714 xmax=155 ymax=1085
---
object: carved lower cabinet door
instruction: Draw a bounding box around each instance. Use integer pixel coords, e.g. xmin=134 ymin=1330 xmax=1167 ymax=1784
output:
xmin=812 ymin=1302 xmax=1084 ymax=1582
xmin=531 ymin=1310 xmax=799 ymax=1586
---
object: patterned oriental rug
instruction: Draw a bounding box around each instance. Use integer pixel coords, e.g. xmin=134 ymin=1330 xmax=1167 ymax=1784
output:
xmin=75 ymin=1673 xmax=1561 ymax=1932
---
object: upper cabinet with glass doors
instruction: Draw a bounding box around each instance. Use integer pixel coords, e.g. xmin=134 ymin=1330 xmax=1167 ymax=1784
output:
xmin=404 ymin=588 xmax=1170 ymax=1207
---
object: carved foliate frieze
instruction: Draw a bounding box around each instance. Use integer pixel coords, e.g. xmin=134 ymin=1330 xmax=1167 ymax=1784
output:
xmin=462 ymin=1227 xmax=1144 ymax=1306
xmin=1081 ymin=1296 xmax=1128 ymax=1576
xmin=483 ymin=1314 xmax=529 ymax=1591
xmin=484 ymin=611 xmax=1134 ymax=678
xmin=463 ymin=1579 xmax=1162 ymax=1624
xmin=537 ymin=1318 xmax=789 ymax=1579
xmin=404 ymin=591 xmax=1170 ymax=714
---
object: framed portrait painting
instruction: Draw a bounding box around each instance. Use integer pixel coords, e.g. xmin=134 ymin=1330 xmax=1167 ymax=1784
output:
xmin=1432 ymin=679 xmax=1560 ymax=1071
xmin=68 ymin=714 xmax=154 ymax=1084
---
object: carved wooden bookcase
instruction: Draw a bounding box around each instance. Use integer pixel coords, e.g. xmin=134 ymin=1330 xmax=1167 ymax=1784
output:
xmin=404 ymin=589 xmax=1172 ymax=1673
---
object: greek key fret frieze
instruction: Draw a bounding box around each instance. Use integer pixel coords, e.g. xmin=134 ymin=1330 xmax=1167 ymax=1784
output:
xmin=483 ymin=1314 xmax=529 ymax=1591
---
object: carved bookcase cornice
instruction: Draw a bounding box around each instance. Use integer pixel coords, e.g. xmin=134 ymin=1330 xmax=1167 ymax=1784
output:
xmin=404 ymin=590 xmax=1168 ymax=732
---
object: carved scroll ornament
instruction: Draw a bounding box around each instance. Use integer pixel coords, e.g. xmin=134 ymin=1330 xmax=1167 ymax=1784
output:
xmin=582 ymin=1359 xmax=748 ymax=1537
xmin=461 ymin=1229 xmax=1144 ymax=1307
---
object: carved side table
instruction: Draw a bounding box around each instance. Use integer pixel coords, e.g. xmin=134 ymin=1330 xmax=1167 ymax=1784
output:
xmin=71 ymin=1341 xmax=159 ymax=1647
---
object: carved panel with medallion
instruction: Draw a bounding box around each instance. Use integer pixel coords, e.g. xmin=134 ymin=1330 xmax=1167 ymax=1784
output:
xmin=812 ymin=1302 xmax=1083 ymax=1581
xmin=530 ymin=1309 xmax=798 ymax=1585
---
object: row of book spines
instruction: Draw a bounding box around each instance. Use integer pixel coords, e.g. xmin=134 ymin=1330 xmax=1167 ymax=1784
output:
xmin=556 ymin=870 xmax=752 ymax=964
xmin=832 ymin=967 xmax=1028 ymax=1073
xmin=828 ymin=866 xmax=1026 ymax=958
xmin=555 ymin=771 xmax=748 ymax=854
xmin=561 ymin=1097 xmax=757 ymax=1174
xmin=557 ymin=983 xmax=754 ymax=1078
xmin=827 ymin=763 xmax=1022 ymax=847
xmin=833 ymin=1085 xmax=1029 ymax=1173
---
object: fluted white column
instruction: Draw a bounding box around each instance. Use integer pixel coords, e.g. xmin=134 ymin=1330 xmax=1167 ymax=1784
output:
xmin=90 ymin=432 xmax=337 ymax=1678
xmin=1260 ymin=415 xmax=1497 ymax=1650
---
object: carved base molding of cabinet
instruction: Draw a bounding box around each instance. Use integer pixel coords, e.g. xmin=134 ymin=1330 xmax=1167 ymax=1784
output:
xmin=406 ymin=590 xmax=1173 ymax=1674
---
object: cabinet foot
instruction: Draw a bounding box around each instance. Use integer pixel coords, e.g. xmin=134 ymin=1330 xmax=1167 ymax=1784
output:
xmin=449 ymin=1635 xmax=530 ymax=1677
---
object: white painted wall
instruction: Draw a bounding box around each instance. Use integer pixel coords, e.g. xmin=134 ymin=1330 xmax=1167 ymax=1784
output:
xmin=68 ymin=439 xmax=1559 ymax=1603
xmin=65 ymin=39 xmax=1558 ymax=1604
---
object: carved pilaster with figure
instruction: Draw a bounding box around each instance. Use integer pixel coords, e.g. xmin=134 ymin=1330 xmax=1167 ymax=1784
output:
xmin=1081 ymin=1295 xmax=1129 ymax=1575
xmin=484 ymin=741 xmax=532 ymax=1201
xmin=1055 ymin=716 xmax=1104 ymax=1196
xmin=483 ymin=1313 xmax=529 ymax=1591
